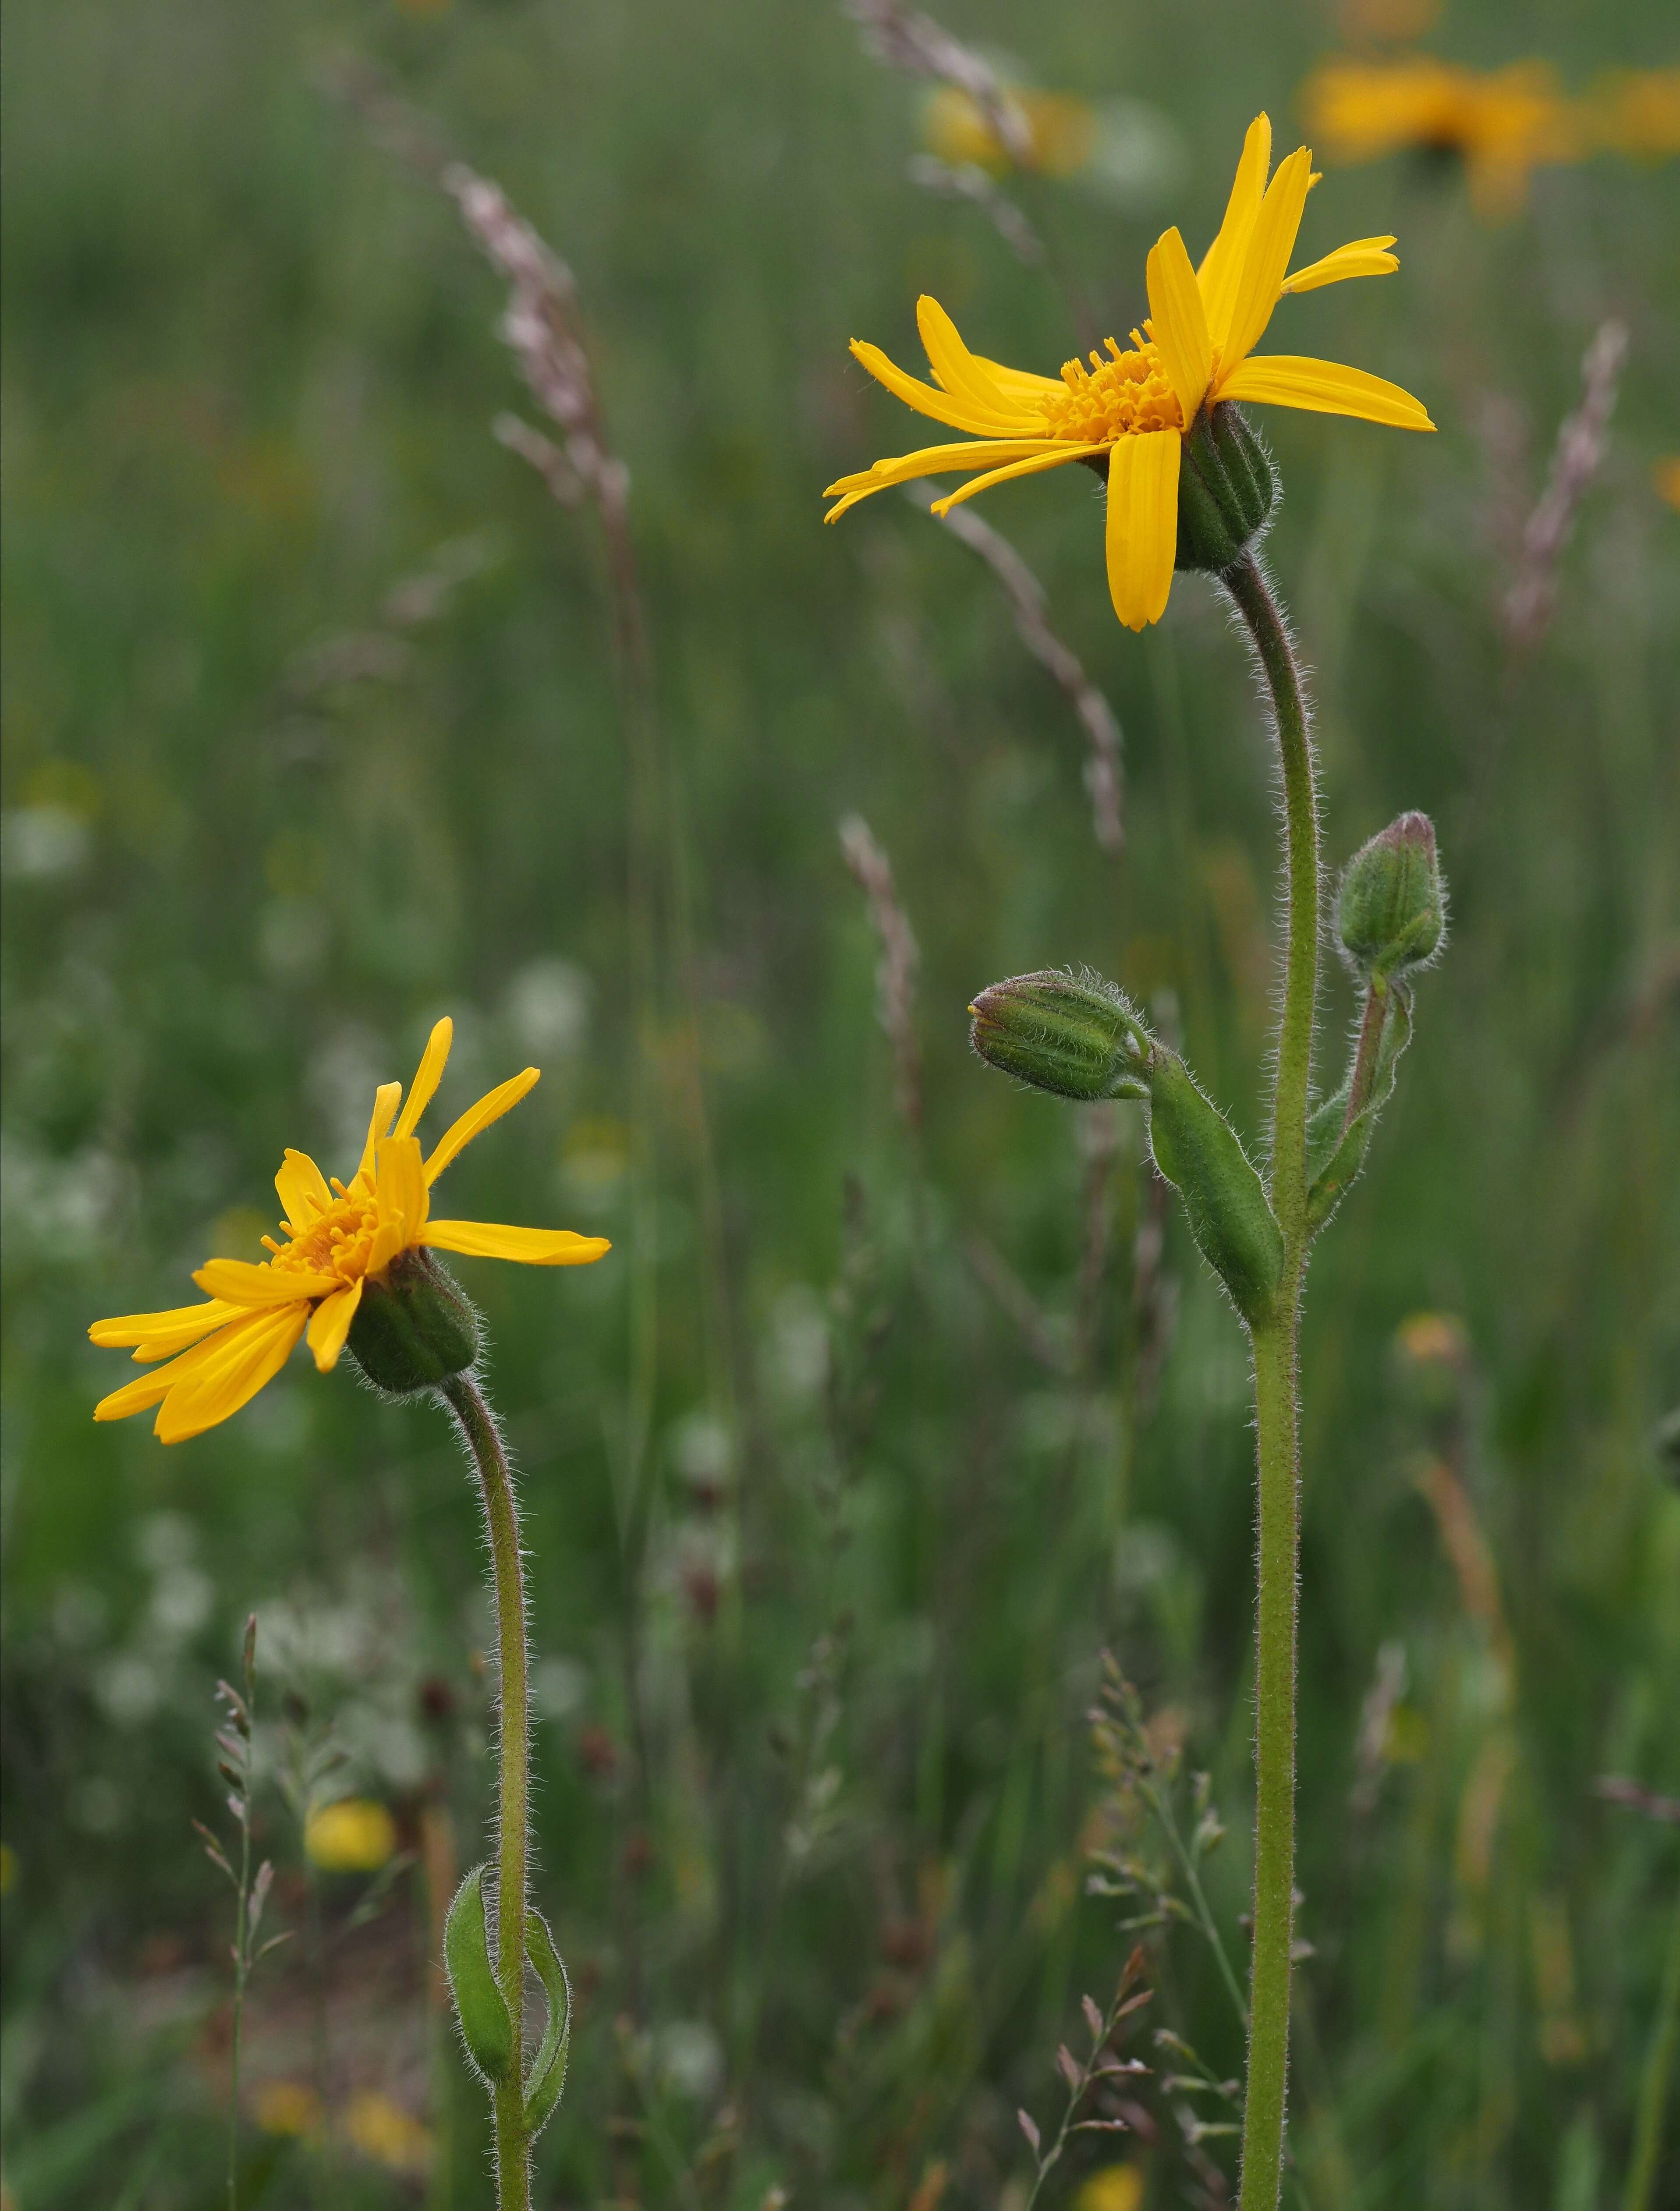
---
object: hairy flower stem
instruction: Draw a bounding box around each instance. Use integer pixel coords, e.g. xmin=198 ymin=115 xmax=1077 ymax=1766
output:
xmin=1223 ymin=550 xmax=1319 ymax=2211
xmin=441 ymin=1374 xmax=531 ymax=2211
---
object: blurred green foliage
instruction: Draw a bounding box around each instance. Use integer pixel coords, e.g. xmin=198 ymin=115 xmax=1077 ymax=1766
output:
xmin=2 ymin=0 xmax=1677 ymax=2205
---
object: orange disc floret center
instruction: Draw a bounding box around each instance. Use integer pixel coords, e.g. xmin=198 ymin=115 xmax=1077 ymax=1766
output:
xmin=271 ymin=1191 xmax=380 ymax=1286
xmin=1040 ymin=338 xmax=1184 ymax=443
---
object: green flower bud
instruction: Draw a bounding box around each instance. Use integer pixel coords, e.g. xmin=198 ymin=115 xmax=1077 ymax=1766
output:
xmin=1145 ymin=1049 xmax=1283 ymax=1327
xmin=346 ymin=1248 xmax=480 ymax=1396
xmin=1175 ymin=402 xmax=1277 ymax=576
xmin=968 ymin=969 xmax=1149 ymax=1102
xmin=1337 ymin=811 xmax=1446 ymax=983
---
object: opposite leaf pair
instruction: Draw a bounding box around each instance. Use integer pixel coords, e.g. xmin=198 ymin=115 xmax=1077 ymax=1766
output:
xmin=445 ymin=1864 xmax=572 ymax=2144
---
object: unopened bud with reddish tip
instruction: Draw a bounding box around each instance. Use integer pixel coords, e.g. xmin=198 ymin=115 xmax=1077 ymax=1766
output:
xmin=968 ymin=969 xmax=1149 ymax=1102
xmin=1337 ymin=811 xmax=1446 ymax=984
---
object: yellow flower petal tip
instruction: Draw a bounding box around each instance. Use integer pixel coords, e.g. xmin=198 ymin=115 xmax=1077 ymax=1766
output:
xmin=89 ymin=1019 xmax=610 ymax=1443
xmin=827 ymin=114 xmax=1431 ymax=627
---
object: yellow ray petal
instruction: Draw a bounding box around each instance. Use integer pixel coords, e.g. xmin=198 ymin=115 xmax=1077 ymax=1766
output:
xmin=306 ymin=1277 xmax=364 ymax=1372
xmin=377 ymin=1134 xmax=429 ymax=1237
xmin=1217 ymin=353 xmax=1435 ymax=431
xmin=423 ymin=1069 xmax=540 ymax=1186
xmin=1197 ymin=113 xmax=1273 ymax=352
xmin=915 ymin=297 xmax=1017 ymax=418
xmin=95 ymin=1305 xmax=268 ymax=1421
xmin=354 ymin=1082 xmax=403 ymax=1187
xmin=1146 ymin=226 xmax=1213 ymax=426
xmin=193 ymin=1258 xmax=344 ymax=1305
xmin=1105 ymin=432 xmax=1180 ymax=632
xmin=156 ymin=1303 xmax=309 ymax=1444
xmin=275 ymin=1149 xmax=333 ymax=1228
xmin=96 ymin=1360 xmax=200 ymax=1422
xmin=89 ymin=1299 xmax=241 ymax=1354
xmin=393 ymin=1017 xmax=453 ymax=1139
xmin=419 ymin=1221 xmax=613 ymax=1266
xmin=825 ymin=437 xmax=1070 ymax=499
xmin=1280 ymin=236 xmax=1399 ymax=294
xmin=1220 ymin=145 xmax=1315 ymax=380
xmin=971 ymin=354 xmax=1064 ymax=401
xmin=851 ymin=340 xmax=1038 ymax=437
xmin=927 ymin=443 xmax=1105 ymax=514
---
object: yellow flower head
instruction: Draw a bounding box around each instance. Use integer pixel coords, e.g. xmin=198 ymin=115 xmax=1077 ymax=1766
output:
xmin=89 ymin=1017 xmax=610 ymax=1443
xmin=1074 ymin=2168 xmax=1145 ymax=2211
xmin=254 ymin=2080 xmax=325 ymax=2139
xmin=304 ymin=1795 xmax=398 ymax=1873
xmin=824 ymin=114 xmax=1433 ymax=630
xmin=924 ymin=85 xmax=1099 ymax=178
xmin=1583 ymin=69 xmax=1680 ymax=163
xmin=1301 ymin=57 xmax=1581 ymax=217
xmin=345 ymin=2090 xmax=434 ymax=2177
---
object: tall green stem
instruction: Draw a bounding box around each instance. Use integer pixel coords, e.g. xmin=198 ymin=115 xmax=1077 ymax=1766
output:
xmin=1224 ymin=550 xmax=1320 ymax=2211
xmin=442 ymin=1373 xmax=531 ymax=2211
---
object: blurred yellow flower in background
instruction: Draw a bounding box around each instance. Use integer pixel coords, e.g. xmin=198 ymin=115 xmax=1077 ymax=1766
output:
xmin=89 ymin=1017 xmax=610 ymax=1442
xmin=924 ymin=85 xmax=1098 ymax=177
xmin=304 ymin=1796 xmax=398 ymax=1873
xmin=827 ymin=113 xmax=1432 ymax=629
xmin=1301 ymin=57 xmax=1579 ymax=217
xmin=1654 ymin=458 xmax=1680 ymax=512
xmin=253 ymin=2080 xmax=324 ymax=2139
xmin=1074 ymin=2165 xmax=1145 ymax=2211
xmin=1579 ymin=67 xmax=1680 ymax=161
xmin=1395 ymin=1310 xmax=1470 ymax=1365
xmin=345 ymin=2091 xmax=434 ymax=2177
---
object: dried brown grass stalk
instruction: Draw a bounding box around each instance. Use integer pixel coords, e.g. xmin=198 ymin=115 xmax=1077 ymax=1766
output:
xmin=838 ymin=813 xmax=923 ymax=1137
xmin=844 ymin=0 xmax=1031 ymax=164
xmin=910 ymin=483 xmax=1125 ymax=851
xmin=1503 ymin=318 xmax=1628 ymax=653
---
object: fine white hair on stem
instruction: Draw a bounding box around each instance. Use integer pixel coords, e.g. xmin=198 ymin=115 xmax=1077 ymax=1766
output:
xmin=838 ymin=813 xmax=923 ymax=1137
xmin=844 ymin=0 xmax=1033 ymax=165
xmin=907 ymin=482 xmax=1125 ymax=853
xmin=1503 ymin=318 xmax=1628 ymax=655
xmin=1216 ymin=558 xmax=1327 ymax=1149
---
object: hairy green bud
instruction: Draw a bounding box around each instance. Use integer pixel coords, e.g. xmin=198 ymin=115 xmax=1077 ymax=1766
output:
xmin=968 ymin=965 xmax=1283 ymax=1325
xmin=1337 ymin=811 xmax=1446 ymax=983
xmin=968 ymin=969 xmax=1149 ymax=1102
xmin=1175 ymin=402 xmax=1277 ymax=575
xmin=345 ymin=1248 xmax=480 ymax=1396
xmin=1145 ymin=1049 xmax=1284 ymax=1327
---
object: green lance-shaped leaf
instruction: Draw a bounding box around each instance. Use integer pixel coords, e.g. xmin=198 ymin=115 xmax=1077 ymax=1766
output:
xmin=444 ymin=1864 xmax=515 ymax=2084
xmin=1305 ymin=986 xmax=1413 ymax=1236
xmin=522 ymin=1905 xmax=573 ymax=2140
xmin=1145 ymin=1049 xmax=1284 ymax=1328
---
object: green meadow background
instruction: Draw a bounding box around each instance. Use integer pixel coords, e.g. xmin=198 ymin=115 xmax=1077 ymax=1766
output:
xmin=3 ymin=0 xmax=1677 ymax=2205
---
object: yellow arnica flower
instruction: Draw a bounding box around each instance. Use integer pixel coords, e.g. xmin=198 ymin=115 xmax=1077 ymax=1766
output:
xmin=1582 ymin=69 xmax=1680 ymax=163
xmin=89 ymin=1017 xmax=610 ymax=1443
xmin=824 ymin=114 xmax=1433 ymax=630
xmin=1301 ymin=58 xmax=1580 ymax=218
xmin=924 ymin=85 xmax=1099 ymax=178
xmin=304 ymin=1796 xmax=398 ymax=1873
